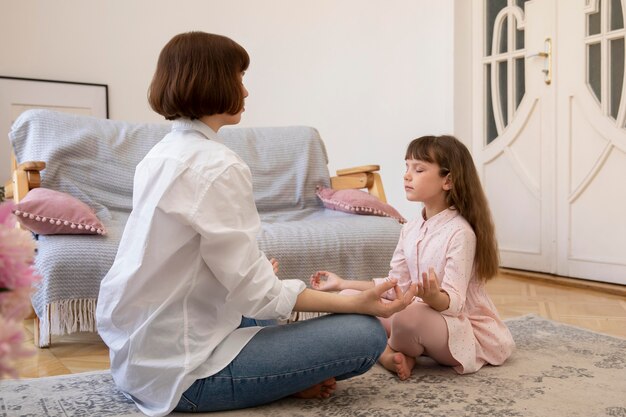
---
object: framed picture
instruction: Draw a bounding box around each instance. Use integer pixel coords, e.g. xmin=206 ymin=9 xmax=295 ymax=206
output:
xmin=0 ymin=76 xmax=108 ymax=178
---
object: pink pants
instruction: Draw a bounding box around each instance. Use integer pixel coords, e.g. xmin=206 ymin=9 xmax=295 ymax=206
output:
xmin=342 ymin=290 xmax=459 ymax=366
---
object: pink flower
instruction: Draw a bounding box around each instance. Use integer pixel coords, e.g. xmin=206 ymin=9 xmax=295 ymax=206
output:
xmin=0 ymin=315 xmax=34 ymax=379
xmin=0 ymin=287 xmax=34 ymax=320
xmin=0 ymin=202 xmax=38 ymax=291
xmin=0 ymin=201 xmax=40 ymax=379
xmin=0 ymin=202 xmax=16 ymax=227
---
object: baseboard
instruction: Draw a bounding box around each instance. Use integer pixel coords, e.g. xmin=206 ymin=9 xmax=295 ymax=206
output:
xmin=499 ymin=268 xmax=626 ymax=297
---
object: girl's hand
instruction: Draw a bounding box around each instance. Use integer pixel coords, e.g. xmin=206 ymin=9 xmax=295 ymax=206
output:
xmin=310 ymin=271 xmax=344 ymax=292
xmin=270 ymin=258 xmax=279 ymax=274
xmin=417 ymin=268 xmax=450 ymax=312
xmin=358 ymin=280 xmax=417 ymax=318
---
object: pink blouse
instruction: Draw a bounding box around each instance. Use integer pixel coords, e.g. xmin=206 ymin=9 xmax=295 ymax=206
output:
xmin=373 ymin=208 xmax=515 ymax=374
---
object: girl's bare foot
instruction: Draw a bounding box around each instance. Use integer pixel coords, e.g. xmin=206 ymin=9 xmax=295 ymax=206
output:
xmin=292 ymin=377 xmax=337 ymax=399
xmin=379 ymin=345 xmax=415 ymax=380
xmin=392 ymin=352 xmax=415 ymax=380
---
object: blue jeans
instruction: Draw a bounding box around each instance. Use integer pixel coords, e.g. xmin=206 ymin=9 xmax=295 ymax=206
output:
xmin=174 ymin=314 xmax=387 ymax=412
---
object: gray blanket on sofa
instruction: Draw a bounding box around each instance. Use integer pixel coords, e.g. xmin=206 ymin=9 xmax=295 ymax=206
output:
xmin=10 ymin=109 xmax=402 ymax=345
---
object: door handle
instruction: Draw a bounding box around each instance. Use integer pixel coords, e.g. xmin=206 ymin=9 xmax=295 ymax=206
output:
xmin=526 ymin=38 xmax=552 ymax=85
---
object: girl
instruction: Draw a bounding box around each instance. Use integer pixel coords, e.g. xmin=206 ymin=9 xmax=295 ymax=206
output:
xmin=311 ymin=135 xmax=515 ymax=380
xmin=96 ymin=32 xmax=415 ymax=416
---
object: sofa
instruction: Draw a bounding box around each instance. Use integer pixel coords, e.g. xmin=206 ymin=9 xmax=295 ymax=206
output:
xmin=8 ymin=109 xmax=403 ymax=347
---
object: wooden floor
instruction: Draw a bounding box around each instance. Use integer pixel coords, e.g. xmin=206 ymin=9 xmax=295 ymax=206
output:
xmin=14 ymin=271 xmax=626 ymax=379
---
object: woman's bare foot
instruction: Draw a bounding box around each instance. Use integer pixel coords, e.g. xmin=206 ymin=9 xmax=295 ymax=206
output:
xmin=379 ymin=345 xmax=415 ymax=380
xmin=292 ymin=378 xmax=337 ymax=399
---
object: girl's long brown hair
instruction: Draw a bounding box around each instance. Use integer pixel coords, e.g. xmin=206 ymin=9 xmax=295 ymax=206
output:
xmin=406 ymin=135 xmax=499 ymax=280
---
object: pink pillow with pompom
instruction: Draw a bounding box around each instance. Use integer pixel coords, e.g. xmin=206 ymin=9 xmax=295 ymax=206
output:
xmin=316 ymin=186 xmax=406 ymax=224
xmin=12 ymin=188 xmax=106 ymax=235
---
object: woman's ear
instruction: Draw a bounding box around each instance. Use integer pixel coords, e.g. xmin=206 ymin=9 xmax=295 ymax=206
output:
xmin=442 ymin=174 xmax=452 ymax=191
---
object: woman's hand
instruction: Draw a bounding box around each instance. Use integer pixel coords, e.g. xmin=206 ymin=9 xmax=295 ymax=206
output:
xmin=356 ymin=280 xmax=418 ymax=318
xmin=270 ymin=258 xmax=279 ymax=274
xmin=310 ymin=271 xmax=344 ymax=292
xmin=417 ymin=268 xmax=450 ymax=312
xmin=294 ymin=279 xmax=414 ymax=316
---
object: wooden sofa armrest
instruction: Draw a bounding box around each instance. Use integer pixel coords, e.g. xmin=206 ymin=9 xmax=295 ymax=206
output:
xmin=5 ymin=154 xmax=46 ymax=203
xmin=330 ymin=164 xmax=388 ymax=203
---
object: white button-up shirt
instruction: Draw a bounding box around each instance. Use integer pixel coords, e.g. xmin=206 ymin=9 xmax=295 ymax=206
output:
xmin=96 ymin=119 xmax=305 ymax=417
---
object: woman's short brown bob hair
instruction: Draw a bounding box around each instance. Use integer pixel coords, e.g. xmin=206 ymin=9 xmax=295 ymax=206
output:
xmin=148 ymin=31 xmax=249 ymax=120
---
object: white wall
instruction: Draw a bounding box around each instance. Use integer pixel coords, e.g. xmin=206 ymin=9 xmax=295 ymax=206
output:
xmin=453 ymin=0 xmax=473 ymax=147
xmin=0 ymin=0 xmax=454 ymax=218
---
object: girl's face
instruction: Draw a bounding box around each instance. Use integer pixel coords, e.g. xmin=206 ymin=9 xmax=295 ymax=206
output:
xmin=403 ymin=158 xmax=451 ymax=206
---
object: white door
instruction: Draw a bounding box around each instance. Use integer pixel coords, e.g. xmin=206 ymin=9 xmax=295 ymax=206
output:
xmin=557 ymin=0 xmax=626 ymax=284
xmin=472 ymin=0 xmax=557 ymax=275
xmin=472 ymin=0 xmax=626 ymax=285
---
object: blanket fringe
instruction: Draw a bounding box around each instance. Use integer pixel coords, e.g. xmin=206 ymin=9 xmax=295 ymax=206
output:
xmin=288 ymin=311 xmax=328 ymax=322
xmin=39 ymin=299 xmax=98 ymax=345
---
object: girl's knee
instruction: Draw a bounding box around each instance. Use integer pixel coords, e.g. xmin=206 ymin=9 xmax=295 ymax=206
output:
xmin=391 ymin=302 xmax=436 ymax=328
xmin=387 ymin=303 xmax=435 ymax=354
xmin=390 ymin=304 xmax=427 ymax=334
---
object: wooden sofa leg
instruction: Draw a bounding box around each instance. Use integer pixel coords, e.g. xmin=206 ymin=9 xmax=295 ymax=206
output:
xmin=31 ymin=313 xmax=50 ymax=348
xmin=25 ymin=305 xmax=49 ymax=348
xmin=33 ymin=317 xmax=41 ymax=347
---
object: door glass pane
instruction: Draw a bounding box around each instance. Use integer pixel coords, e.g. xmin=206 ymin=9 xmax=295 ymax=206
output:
xmin=515 ymin=17 xmax=525 ymax=50
xmin=499 ymin=16 xmax=508 ymax=53
xmin=588 ymin=0 xmax=602 ymax=36
xmin=588 ymin=42 xmax=602 ymax=102
xmin=610 ymin=38 xmax=624 ymax=119
xmin=499 ymin=60 xmax=509 ymax=125
xmin=486 ymin=0 xmax=508 ymax=56
xmin=485 ymin=64 xmax=498 ymax=144
xmin=515 ymin=57 xmax=526 ymax=109
xmin=610 ymin=0 xmax=624 ymax=30
xmin=515 ymin=0 xmax=528 ymax=50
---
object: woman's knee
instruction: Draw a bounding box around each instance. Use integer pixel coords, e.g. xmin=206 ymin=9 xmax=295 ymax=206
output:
xmin=332 ymin=314 xmax=387 ymax=358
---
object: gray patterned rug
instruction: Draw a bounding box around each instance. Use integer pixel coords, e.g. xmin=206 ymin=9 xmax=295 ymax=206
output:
xmin=1 ymin=315 xmax=625 ymax=417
